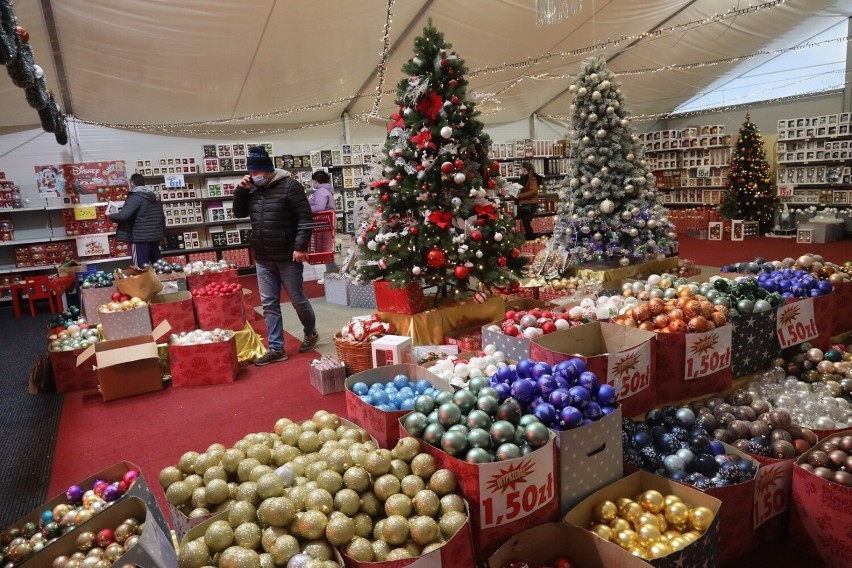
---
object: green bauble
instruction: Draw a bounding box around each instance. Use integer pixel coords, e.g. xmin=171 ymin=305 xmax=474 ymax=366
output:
xmin=736 ymin=299 xmax=754 ymax=314
xmin=524 ymin=422 xmax=550 ymax=448
xmin=728 ymin=308 xmax=740 ymax=318
xmin=496 ymin=443 xmax=522 ymax=461
xmin=434 ymin=391 xmax=453 ymax=405
xmin=753 ymin=299 xmax=771 ymax=313
xmin=477 ymin=387 xmax=500 ymax=403
xmin=490 ymin=420 xmax=516 ymax=445
xmin=452 ymin=390 xmax=477 ymax=414
xmin=521 ymin=444 xmax=536 ymax=456
xmin=447 ymin=424 xmax=469 ymax=435
xmin=437 ymin=403 xmax=462 ymax=427
xmin=440 ymin=430 xmax=468 ymax=457
xmin=518 ymin=415 xmax=541 ymax=427
xmin=713 ymin=279 xmax=730 ymax=292
xmin=465 ymin=447 xmax=493 ymax=464
xmin=476 ymin=396 xmax=499 ymax=416
xmin=467 ymin=428 xmax=492 ymax=449
xmin=825 ymin=349 xmax=843 ymax=363
xmin=467 ymin=377 xmax=488 ymax=395
xmin=414 ymin=395 xmax=436 ymax=415
xmin=767 ymin=294 xmax=783 ymax=307
xmin=466 ymin=409 xmax=492 ymax=430
xmin=423 ymin=423 xmax=446 ymax=446
xmin=514 ymin=425 xmax=526 ymax=446
xmin=427 ymin=410 xmax=439 ymax=424
xmin=403 ymin=412 xmax=429 ymax=437
xmin=713 ymin=296 xmax=731 ymax=309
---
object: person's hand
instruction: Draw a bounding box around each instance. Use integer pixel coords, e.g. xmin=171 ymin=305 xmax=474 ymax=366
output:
xmin=238 ymin=175 xmax=253 ymax=189
xmin=293 ymin=251 xmax=308 ymax=262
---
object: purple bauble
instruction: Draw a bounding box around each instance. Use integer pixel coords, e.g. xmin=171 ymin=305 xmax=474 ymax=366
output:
xmin=535 ymin=375 xmax=557 ymax=398
xmin=494 ymin=382 xmax=512 ymax=401
xmin=510 ymin=378 xmax=535 ymax=403
xmin=102 ymin=483 xmax=122 ymax=502
xmin=708 ymin=440 xmax=725 ymax=456
xmin=66 ymin=485 xmax=84 ymax=504
xmin=817 ymin=280 xmax=833 ymax=295
xmin=560 ymin=406 xmax=583 ymax=429
xmin=534 ymin=402 xmax=558 ymax=425
xmin=597 ymin=384 xmax=617 ymax=406
xmin=568 ymin=385 xmax=591 ymax=408
xmin=554 ymin=376 xmax=569 ymax=390
xmin=601 ymin=405 xmax=617 ymax=416
xmin=578 ymin=371 xmax=600 ymax=394
xmin=529 ymin=396 xmax=546 ymax=413
xmin=516 ymin=358 xmax=534 ymax=379
xmin=560 ymin=357 xmax=587 ymax=382
xmin=530 ymin=362 xmax=552 ymax=380
xmin=549 ymin=388 xmax=572 ymax=409
xmin=582 ymin=401 xmax=603 ymax=420
xmin=495 ymin=365 xmax=516 ymax=384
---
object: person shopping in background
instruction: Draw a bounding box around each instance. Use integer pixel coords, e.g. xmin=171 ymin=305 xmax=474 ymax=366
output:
xmin=108 ymin=173 xmax=165 ymax=266
xmin=233 ymin=146 xmax=319 ymax=366
xmin=308 ymin=170 xmax=338 ymax=280
xmin=516 ymin=161 xmax=542 ymax=240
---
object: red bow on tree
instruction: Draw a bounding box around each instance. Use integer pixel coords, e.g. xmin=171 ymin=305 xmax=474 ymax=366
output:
xmin=410 ymin=128 xmax=432 ymax=149
xmin=427 ymin=211 xmax=453 ymax=229
xmin=475 ymin=204 xmax=498 ymax=220
xmin=416 ymin=93 xmax=444 ymax=122
xmin=387 ymin=113 xmax=405 ymax=132
xmin=370 ymin=179 xmax=389 ymax=189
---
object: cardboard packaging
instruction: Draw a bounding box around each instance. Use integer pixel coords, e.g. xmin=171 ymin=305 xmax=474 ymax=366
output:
xmin=788 ymin=429 xmax=852 ymax=567
xmin=309 ymin=356 xmax=347 ymax=394
xmin=186 ymin=269 xmax=239 ymax=291
xmin=149 ymin=291 xmax=196 ymax=334
xmin=49 ymin=349 xmax=99 ymax=392
xmin=169 ymin=334 xmax=239 ymax=387
xmin=345 ymin=364 xmax=452 ymax=448
xmin=564 ymin=471 xmax=723 ymax=568
xmin=114 ymin=265 xmax=163 ymax=300
xmin=530 ymin=323 xmax=658 ymax=419
xmin=407 ymin=428 xmax=559 ymax=561
xmin=193 ymin=292 xmax=245 ymax=331
xmin=241 ymin=288 xmax=260 ymax=322
xmin=374 ymin=280 xmax=425 ymax=315
xmin=99 ymin=305 xmax=153 ymax=341
xmin=654 ymin=324 xmax=733 ymax=406
xmin=779 ymin=294 xmax=833 ymax=352
xmin=80 ymin=285 xmax=118 ymax=326
xmin=23 ymin=497 xmax=178 ymax=568
xmin=371 ymin=335 xmax=413 ymax=367
xmin=77 ymin=321 xmax=169 ymax=402
xmin=324 ymin=269 xmax=350 ymax=305
xmin=157 ymin=271 xmax=187 ymax=293
xmin=730 ymin=310 xmax=781 ymax=378
xmin=488 ymin=522 xmax=650 ymax=568
xmin=347 ymin=280 xmax=377 ymax=309
xmin=830 ymin=280 xmax=852 ymax=336
xmin=56 ymin=260 xmax=88 ymax=277
xmin=481 ymin=323 xmax=533 ymax=361
xmin=444 ymin=324 xmax=483 ymax=351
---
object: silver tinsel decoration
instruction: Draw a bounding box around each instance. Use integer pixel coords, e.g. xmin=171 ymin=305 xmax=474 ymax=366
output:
xmin=536 ymin=0 xmax=583 ymax=26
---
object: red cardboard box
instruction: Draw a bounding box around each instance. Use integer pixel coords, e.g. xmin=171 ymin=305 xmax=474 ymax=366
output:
xmin=186 ymin=269 xmax=239 ymax=291
xmin=374 ymin=280 xmax=426 ymax=315
xmin=169 ymin=335 xmax=239 ymax=387
xmin=99 ymin=305 xmax=153 ymax=341
xmin=345 ymin=364 xmax=452 ymax=448
xmin=49 ymin=349 xmax=98 ymax=392
xmin=704 ymin=445 xmax=760 ymax=563
xmin=778 ymin=294 xmax=833 ymax=352
xmin=654 ymin=324 xmax=733 ymax=405
xmin=563 ymin=471 xmax=722 ymax=568
xmin=149 ymin=291 xmax=196 ymax=335
xmin=751 ymin=453 xmax=795 ymax=542
xmin=530 ymin=322 xmax=658 ymax=419
xmin=241 ymin=288 xmax=260 ymax=322
xmin=193 ymin=292 xmax=245 ymax=331
xmin=444 ymin=324 xmax=483 ymax=351
xmin=407 ymin=428 xmax=559 ymax=561
xmin=831 ymin=281 xmax=852 ymax=336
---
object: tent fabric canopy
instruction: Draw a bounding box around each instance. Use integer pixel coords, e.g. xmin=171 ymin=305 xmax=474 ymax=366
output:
xmin=1 ymin=0 xmax=849 ymax=135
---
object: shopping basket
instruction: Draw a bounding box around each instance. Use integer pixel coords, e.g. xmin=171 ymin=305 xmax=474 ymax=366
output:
xmin=303 ymin=210 xmax=336 ymax=265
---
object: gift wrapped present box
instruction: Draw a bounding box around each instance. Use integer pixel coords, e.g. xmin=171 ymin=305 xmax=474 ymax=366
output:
xmin=324 ymin=270 xmax=349 ymax=306
xmin=347 ymin=280 xmax=377 ymax=309
xmin=308 ymin=356 xmax=346 ymax=395
xmin=374 ymin=280 xmax=425 ymax=315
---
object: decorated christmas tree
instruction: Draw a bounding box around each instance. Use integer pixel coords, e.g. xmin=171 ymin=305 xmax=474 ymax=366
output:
xmin=551 ymin=57 xmax=677 ymax=266
xmin=356 ymin=22 xmax=525 ymax=291
xmin=718 ymin=113 xmax=777 ymax=228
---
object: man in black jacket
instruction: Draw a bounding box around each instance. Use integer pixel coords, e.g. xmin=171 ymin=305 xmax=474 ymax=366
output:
xmin=108 ymin=173 xmax=166 ymax=266
xmin=233 ymin=146 xmax=318 ymax=365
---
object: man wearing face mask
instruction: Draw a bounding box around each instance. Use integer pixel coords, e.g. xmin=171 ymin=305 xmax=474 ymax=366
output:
xmin=233 ymin=145 xmax=319 ymax=366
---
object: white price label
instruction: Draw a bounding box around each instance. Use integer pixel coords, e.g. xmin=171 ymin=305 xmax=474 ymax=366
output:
xmin=478 ymin=451 xmax=555 ymax=529
xmin=684 ymin=326 xmax=732 ymax=381
xmin=753 ymin=460 xmax=793 ymax=527
xmin=607 ymin=343 xmax=652 ymax=400
xmin=695 ymin=167 xmax=711 ymax=178
xmin=776 ymin=299 xmax=818 ymax=348
xmin=777 ymin=184 xmax=795 ymax=197
xmin=165 ymin=173 xmax=185 ymax=188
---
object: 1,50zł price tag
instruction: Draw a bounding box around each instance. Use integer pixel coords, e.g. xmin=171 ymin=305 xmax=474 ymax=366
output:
xmin=607 ymin=343 xmax=652 ymax=400
xmin=479 ymin=450 xmax=555 ymax=529
xmin=684 ymin=325 xmax=732 ymax=381
xmin=776 ymin=298 xmax=818 ymax=349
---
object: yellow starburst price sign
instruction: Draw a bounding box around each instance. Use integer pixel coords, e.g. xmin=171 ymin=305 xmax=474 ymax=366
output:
xmin=776 ymin=299 xmax=818 ymax=348
xmin=684 ymin=326 xmax=732 ymax=381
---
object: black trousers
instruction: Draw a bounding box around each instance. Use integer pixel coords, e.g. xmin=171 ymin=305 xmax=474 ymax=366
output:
xmin=517 ymin=204 xmax=539 ymax=239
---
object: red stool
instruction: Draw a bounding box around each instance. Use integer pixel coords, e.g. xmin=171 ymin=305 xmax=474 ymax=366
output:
xmin=24 ymin=276 xmax=58 ymax=317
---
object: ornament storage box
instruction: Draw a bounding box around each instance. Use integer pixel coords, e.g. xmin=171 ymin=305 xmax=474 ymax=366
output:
xmin=23 ymin=496 xmax=177 ymax=568
xmin=347 ymin=279 xmax=377 ymax=309
xmin=77 ymin=321 xmax=169 ymax=402
xmin=530 ymin=322 xmax=658 ymax=419
xmin=50 ymin=348 xmax=99 ymax=393
xmin=193 ymin=291 xmax=245 ymax=331
xmin=148 ymin=291 xmax=196 ymax=335
xmin=563 ymin=471 xmax=722 ymax=568
xmin=653 ymin=323 xmax=733 ymax=406
xmin=168 ymin=334 xmax=239 ymax=388
xmin=99 ymin=305 xmax=153 ymax=341
xmin=80 ymin=285 xmax=118 ymax=326
xmin=371 ymin=334 xmax=413 ymax=367
xmin=345 ymin=363 xmax=452 ymax=448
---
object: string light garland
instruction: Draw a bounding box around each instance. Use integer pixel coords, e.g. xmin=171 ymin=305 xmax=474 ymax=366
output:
xmin=370 ymin=0 xmax=396 ymax=117
xmin=69 ymin=115 xmax=347 ymax=136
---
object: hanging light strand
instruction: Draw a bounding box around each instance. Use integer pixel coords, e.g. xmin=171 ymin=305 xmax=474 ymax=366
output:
xmin=370 ymin=0 xmax=396 ymax=117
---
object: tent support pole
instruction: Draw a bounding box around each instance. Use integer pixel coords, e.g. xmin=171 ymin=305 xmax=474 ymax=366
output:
xmin=529 ymin=113 xmax=537 ymax=139
xmin=343 ymin=113 xmax=352 ymax=144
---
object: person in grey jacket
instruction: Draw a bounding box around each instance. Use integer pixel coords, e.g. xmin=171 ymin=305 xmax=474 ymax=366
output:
xmin=108 ymin=173 xmax=166 ymax=266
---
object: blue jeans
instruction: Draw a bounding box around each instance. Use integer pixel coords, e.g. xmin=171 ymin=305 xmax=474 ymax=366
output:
xmin=256 ymin=261 xmax=316 ymax=351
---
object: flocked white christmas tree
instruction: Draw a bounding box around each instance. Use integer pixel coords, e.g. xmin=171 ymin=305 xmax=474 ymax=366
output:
xmin=552 ymin=57 xmax=678 ymax=266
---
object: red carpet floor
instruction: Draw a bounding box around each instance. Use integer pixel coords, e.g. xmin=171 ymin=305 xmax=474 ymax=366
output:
xmin=239 ymin=274 xmax=326 ymax=306
xmin=677 ymin=235 xmax=851 ymax=267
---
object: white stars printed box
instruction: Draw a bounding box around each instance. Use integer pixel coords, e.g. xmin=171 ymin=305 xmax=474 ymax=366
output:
xmin=564 ymin=471 xmax=722 ymax=568
xmin=730 ymin=310 xmax=780 ymax=378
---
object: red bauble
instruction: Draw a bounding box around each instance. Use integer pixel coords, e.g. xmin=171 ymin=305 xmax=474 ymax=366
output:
xmin=426 ymin=248 xmax=447 ymax=268
xmin=466 ymin=172 xmax=475 ymax=180
xmin=16 ymin=26 xmax=29 ymax=44
xmin=497 ymin=256 xmax=507 ymax=267
xmin=541 ymin=321 xmax=557 ymax=334
xmin=391 ymin=113 xmax=400 ymax=121
xmin=470 ymin=230 xmax=482 ymax=241
xmin=381 ymin=193 xmax=390 ymax=202
xmin=409 ymin=226 xmax=418 ymax=235
xmin=487 ymin=179 xmax=496 ymax=189
xmin=454 ymin=159 xmax=464 ymax=170
xmin=426 ymin=142 xmax=436 ymax=150
xmin=440 ymin=58 xmax=449 ymax=68
xmin=451 ymin=96 xmax=459 ymax=104
xmin=449 ymin=79 xmax=458 ymax=87
xmin=416 ymin=164 xmax=424 ymax=171
xmin=477 ymin=218 xmax=486 ymax=226
xmin=492 ymin=161 xmax=500 ymax=172
xmin=454 ymin=265 xmax=470 ymax=279
xmin=395 ymin=174 xmax=403 ymax=181
xmin=509 ymin=248 xmax=520 ymax=258
xmin=441 ymin=161 xmax=454 ymax=173
xmin=448 ymin=69 xmax=454 ymax=75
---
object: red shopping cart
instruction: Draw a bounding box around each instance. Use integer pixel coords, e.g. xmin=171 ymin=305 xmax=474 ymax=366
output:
xmin=303 ymin=210 xmax=336 ymax=265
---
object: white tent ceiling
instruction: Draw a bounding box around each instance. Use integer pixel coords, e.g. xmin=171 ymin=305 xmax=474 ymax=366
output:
xmin=1 ymin=0 xmax=849 ymax=137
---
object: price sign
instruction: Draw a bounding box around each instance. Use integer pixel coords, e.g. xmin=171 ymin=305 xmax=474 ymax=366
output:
xmin=695 ymin=166 xmax=711 ymax=178
xmin=607 ymin=343 xmax=652 ymax=400
xmin=164 ymin=173 xmax=185 ymax=188
xmin=684 ymin=325 xmax=732 ymax=381
xmin=753 ymin=460 xmax=793 ymax=527
xmin=479 ymin=450 xmax=555 ymax=529
xmin=777 ymin=184 xmax=795 ymax=197
xmin=73 ymin=204 xmax=97 ymax=220
xmin=776 ymin=299 xmax=818 ymax=348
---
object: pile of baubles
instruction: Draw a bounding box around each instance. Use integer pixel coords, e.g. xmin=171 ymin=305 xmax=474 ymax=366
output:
xmin=183 ymin=259 xmax=236 ymax=276
xmin=611 ymin=287 xmax=729 ymax=333
xmin=799 ymin=432 xmax=852 ymax=487
xmin=39 ymin=513 xmax=144 ymax=568
xmin=485 ymin=305 xmax=572 ymax=341
xmin=723 ymin=254 xmax=850 ymax=286
xmin=338 ymin=314 xmax=394 ymax=344
xmin=779 ymin=342 xmax=852 ymax=402
xmin=49 ymin=324 xmax=101 ymax=352
xmin=622 ymin=407 xmax=757 ymax=489
xmin=617 ymin=273 xmax=688 ymax=301
xmin=97 ymin=296 xmax=147 ymax=313
xmin=79 ymin=271 xmax=114 ymax=289
xmin=427 ymin=344 xmax=510 ymax=388
xmin=169 ymin=329 xmax=234 ymax=346
xmin=750 ymin=366 xmax=851 ymax=431
xmin=701 ymin=276 xmax=782 ymax=316
xmin=149 ymin=258 xmax=184 ymax=275
xmin=350 ymin=373 xmax=445 ymax=412
xmin=191 ymin=282 xmax=243 ymax=297
xmin=48 ymin=305 xmax=82 ymax=332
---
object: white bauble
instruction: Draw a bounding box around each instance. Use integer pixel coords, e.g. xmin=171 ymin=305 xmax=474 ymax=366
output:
xmin=453 ymin=172 xmax=466 ymax=184
xmin=582 ymin=191 xmax=592 ymax=199
xmin=586 ymin=154 xmax=596 ymax=163
xmin=624 ymin=184 xmax=634 ymax=193
xmin=569 ymin=104 xmax=577 ymax=112
xmin=451 ymin=197 xmax=462 ymax=207
xmin=606 ymin=106 xmax=615 ymax=115
xmin=581 ymin=136 xmax=591 ymax=145
xmin=440 ymin=126 xmax=453 ymax=139
xmin=494 ymin=232 xmax=503 ymax=241
xmin=588 ymin=113 xmax=598 ymax=122
xmin=554 ymin=318 xmax=571 ymax=330
xmin=475 ymin=250 xmax=483 ymax=258
xmin=592 ymin=91 xmax=602 ymax=101
xmin=569 ymin=84 xmax=577 ymax=92
xmin=600 ymin=199 xmax=615 ymax=214
xmin=593 ymin=232 xmax=602 ymax=241
xmin=621 ymin=211 xmax=632 ymax=221
xmin=597 ymin=129 xmax=607 ymax=139
xmin=484 ymin=364 xmax=498 ymax=376
xmin=587 ymin=210 xmax=597 ymax=219
xmin=492 ymin=350 xmax=506 ymax=363
xmin=388 ymin=179 xmax=397 ymax=188
xmin=626 ymin=153 xmax=635 ymax=162
xmin=647 ymin=219 xmax=658 ymax=229
xmin=591 ymin=177 xmax=602 ymax=187
xmin=578 ymin=87 xmax=587 ymax=97
xmin=620 ymin=119 xmax=629 ymax=128
xmin=580 ymin=175 xmax=589 ymax=183
xmin=412 ymin=265 xmax=422 ymax=275
xmin=367 ymin=240 xmax=378 ymax=250
xmin=589 ymin=73 xmax=599 ymax=82
xmin=523 ymin=327 xmax=544 ymax=340
xmin=403 ymin=107 xmax=413 ymax=116
xmin=629 ymin=228 xmax=639 ymax=237
xmin=454 ymin=363 xmax=470 ymax=378
xmin=569 ymin=178 xmax=580 ymax=188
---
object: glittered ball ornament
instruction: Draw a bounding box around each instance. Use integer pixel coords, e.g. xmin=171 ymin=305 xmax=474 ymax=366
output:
xmin=440 ymin=126 xmax=453 ymax=139
xmin=426 ymin=248 xmax=447 ymax=268
xmin=600 ymin=199 xmax=615 ymax=214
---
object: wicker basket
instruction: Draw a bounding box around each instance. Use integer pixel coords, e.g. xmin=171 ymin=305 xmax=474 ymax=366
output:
xmin=333 ymin=333 xmax=373 ymax=375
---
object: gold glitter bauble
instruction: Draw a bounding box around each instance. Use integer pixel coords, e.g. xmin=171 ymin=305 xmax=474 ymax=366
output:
xmin=385 ymin=493 xmax=413 ymax=517
xmin=360 ymin=491 xmax=382 ymax=517
xmin=392 ymin=438 xmax=421 ymax=462
xmin=409 ymin=515 xmax=441 ymax=546
xmin=438 ymin=511 xmax=467 ymax=540
xmin=333 ymin=488 xmax=361 ymax=516
xmin=166 ymin=481 xmax=192 ymax=507
xmin=255 ymin=473 xmax=285 ymax=499
xmin=76 ymin=532 xmax=96 ymax=552
xmin=219 ymin=546 xmax=260 ymax=568
xmin=593 ymin=500 xmax=618 ymax=523
xmin=304 ymin=489 xmax=334 ymax=514
xmin=302 ymin=539 xmax=334 ymax=561
xmin=257 ymin=496 xmax=295 ymax=527
xmin=343 ymin=467 xmax=370 ymax=493
xmin=387 ymin=548 xmax=413 ymax=560
xmin=689 ymin=506 xmax=714 ymax=531
xmin=159 ymin=466 xmax=183 ymax=489
xmin=204 ymin=520 xmax=234 ymax=553
xmin=372 ymin=540 xmax=391 ymax=561
xmin=228 ymin=501 xmax=257 ymax=527
xmin=177 ymin=539 xmax=209 ymax=568
xmin=373 ymin=474 xmax=401 ymax=501
xmin=366 ymin=449 xmax=393 ymax=476
xmin=400 ymin=475 xmax=426 ymax=498
xmin=103 ymin=543 xmax=125 ymax=563
xmin=640 ymin=490 xmax=665 ymax=513
xmin=615 ymin=529 xmax=638 ymax=550
xmin=352 ymin=512 xmax=373 ymax=539
xmin=411 ymin=454 xmax=437 ymax=479
xmin=325 ymin=515 xmax=356 ymax=547
xmin=233 ymin=522 xmax=261 ymax=550
xmin=295 ymin=511 xmax=328 ymax=540
xmin=382 ymin=515 xmax=410 ymax=546
xmin=664 ymin=502 xmax=689 ymax=526
xmin=428 ymin=469 xmax=458 ymax=497
xmin=439 ymin=493 xmax=465 ymax=515
xmin=413 ymin=490 xmax=441 ymax=518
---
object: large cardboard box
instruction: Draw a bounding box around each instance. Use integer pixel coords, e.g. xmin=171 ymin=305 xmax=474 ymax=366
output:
xmin=564 ymin=471 xmax=722 ymax=568
xmin=186 ymin=269 xmax=239 ymax=291
xmin=56 ymin=260 xmax=87 ymax=277
xmin=157 ymin=270 xmax=187 ymax=293
xmin=654 ymin=324 xmax=733 ymax=405
xmin=530 ymin=323 xmax=658 ymax=419
xmin=778 ymin=294 xmax=833 ymax=352
xmin=23 ymin=497 xmax=177 ymax=568
xmin=49 ymin=349 xmax=99 ymax=392
xmin=149 ymin=290 xmax=196 ymax=334
xmin=730 ymin=310 xmax=780 ymax=378
xmin=407 ymin=428 xmax=559 ymax=561
xmin=193 ymin=292 xmax=245 ymax=330
xmin=169 ymin=334 xmax=239 ymax=387
xmin=241 ymin=288 xmax=260 ymax=322
xmin=830 ymin=280 xmax=852 ymax=336
xmin=488 ymin=522 xmax=650 ymax=568
xmin=77 ymin=321 xmax=169 ymax=402
xmin=99 ymin=305 xmax=153 ymax=341
xmin=345 ymin=364 xmax=452 ymax=449
xmin=481 ymin=323 xmax=533 ymax=361
xmin=80 ymin=285 xmax=118 ymax=325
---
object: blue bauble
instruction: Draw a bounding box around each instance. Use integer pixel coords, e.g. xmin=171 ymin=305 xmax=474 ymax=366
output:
xmin=360 ymin=395 xmax=373 ymax=405
xmin=632 ymin=432 xmax=652 ymax=448
xmin=534 ymin=402 xmax=558 ymax=425
xmin=578 ymin=371 xmax=599 ymax=394
xmin=597 ymin=384 xmax=617 ymax=406
xmin=549 ymin=388 xmax=572 ymax=409
xmin=708 ymin=440 xmax=725 ymax=456
xmin=737 ymin=459 xmax=756 ymax=478
xmin=400 ymin=398 xmax=415 ymax=411
xmin=817 ymin=280 xmax=833 ymax=295
xmin=559 ymin=406 xmax=583 ymax=429
xmin=582 ymin=401 xmax=603 ymax=421
xmin=568 ymin=386 xmax=591 ymax=408
xmin=663 ymin=454 xmax=686 ymax=474
xmin=694 ymin=453 xmax=719 ymax=476
xmin=676 ymin=448 xmax=695 ymax=466
xmin=495 ymin=365 xmax=516 ymax=384
xmin=40 ymin=509 xmax=53 ymax=526
xmin=675 ymin=407 xmax=695 ymax=427
xmin=352 ymin=382 xmax=369 ymax=396
xmin=530 ymin=362 xmax=553 ymax=380
xmin=535 ymin=375 xmax=558 ymax=398
xmin=561 ymin=358 xmax=587 ymax=382
xmin=415 ymin=379 xmax=432 ymax=394
xmin=516 ymin=358 xmax=534 ymax=378
xmin=529 ymin=396 xmax=546 ymax=413
xmin=493 ymin=383 xmax=511 ymax=401
xmin=392 ymin=374 xmax=409 ymax=389
xmin=384 ymin=384 xmax=398 ymax=394
xmin=510 ymin=379 xmax=535 ymax=403
xmin=554 ymin=376 xmax=569 ymax=390
xmin=369 ymin=382 xmax=384 ymax=393
xmin=371 ymin=390 xmax=389 ymax=406
xmin=669 ymin=470 xmax=687 ymax=481
xmin=601 ymin=405 xmax=616 ymax=416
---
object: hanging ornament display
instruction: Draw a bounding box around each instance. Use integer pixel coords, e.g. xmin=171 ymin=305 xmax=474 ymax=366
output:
xmin=454 ymin=265 xmax=469 ymax=279
xmin=599 ymin=199 xmax=615 ymax=214
xmin=426 ymin=248 xmax=447 ymax=268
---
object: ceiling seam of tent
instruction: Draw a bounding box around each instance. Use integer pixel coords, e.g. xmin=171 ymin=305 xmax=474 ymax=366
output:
xmin=229 ymin=0 xmax=278 ymax=120
xmin=341 ymin=0 xmax=434 ymax=117
xmin=38 ymin=0 xmax=72 ymax=115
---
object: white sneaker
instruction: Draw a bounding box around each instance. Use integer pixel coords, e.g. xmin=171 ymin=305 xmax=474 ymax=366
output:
xmin=317 ymin=279 xmax=325 ymax=285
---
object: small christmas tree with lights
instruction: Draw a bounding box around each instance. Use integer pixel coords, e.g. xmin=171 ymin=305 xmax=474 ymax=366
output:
xmin=356 ymin=22 xmax=525 ymax=292
xmin=718 ymin=113 xmax=777 ymax=229
xmin=551 ymin=57 xmax=677 ymax=267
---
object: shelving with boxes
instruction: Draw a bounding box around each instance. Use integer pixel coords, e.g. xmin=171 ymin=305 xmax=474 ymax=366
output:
xmin=492 ymin=139 xmax=572 ymax=221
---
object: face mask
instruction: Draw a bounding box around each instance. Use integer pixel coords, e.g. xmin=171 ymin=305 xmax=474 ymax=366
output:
xmin=252 ymin=174 xmax=268 ymax=187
